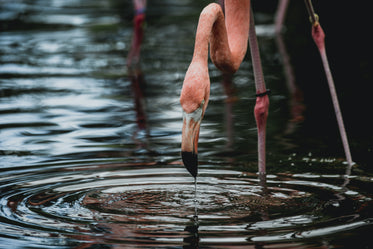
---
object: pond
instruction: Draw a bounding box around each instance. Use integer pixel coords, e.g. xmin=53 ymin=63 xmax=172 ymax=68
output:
xmin=1 ymin=0 xmax=372 ymax=248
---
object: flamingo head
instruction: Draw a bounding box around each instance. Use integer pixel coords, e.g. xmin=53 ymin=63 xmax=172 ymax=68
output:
xmin=180 ymin=63 xmax=210 ymax=178
xmin=180 ymin=100 xmax=204 ymax=178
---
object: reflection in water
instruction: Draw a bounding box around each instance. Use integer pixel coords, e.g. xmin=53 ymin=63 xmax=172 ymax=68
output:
xmin=275 ymin=29 xmax=305 ymax=125
xmin=274 ymin=0 xmax=305 ymax=141
xmin=274 ymin=0 xmax=353 ymax=166
xmin=128 ymin=2 xmax=201 ymax=247
xmin=184 ymin=215 xmax=200 ymax=248
xmin=246 ymin=161 xmax=367 ymax=246
xmin=128 ymin=55 xmax=149 ymax=149
xmin=127 ymin=0 xmax=149 ymax=151
xmin=130 ymin=68 xmax=147 ymax=131
xmin=0 ymin=0 xmax=372 ymax=248
xmin=2 ymin=159 xmax=372 ymax=248
xmin=127 ymin=0 xmax=147 ymax=67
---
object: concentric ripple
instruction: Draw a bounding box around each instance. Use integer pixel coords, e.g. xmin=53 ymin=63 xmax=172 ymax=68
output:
xmin=1 ymin=0 xmax=373 ymax=248
xmin=1 ymin=161 xmax=372 ymax=248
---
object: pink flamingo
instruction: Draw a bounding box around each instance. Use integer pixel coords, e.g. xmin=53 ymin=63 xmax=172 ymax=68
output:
xmin=180 ymin=0 xmax=269 ymax=178
xmin=180 ymin=0 xmax=353 ymax=179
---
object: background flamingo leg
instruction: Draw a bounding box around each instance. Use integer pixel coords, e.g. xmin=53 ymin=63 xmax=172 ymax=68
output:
xmin=305 ymin=0 xmax=354 ymax=166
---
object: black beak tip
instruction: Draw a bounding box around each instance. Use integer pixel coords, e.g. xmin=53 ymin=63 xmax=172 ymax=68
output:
xmin=181 ymin=151 xmax=198 ymax=178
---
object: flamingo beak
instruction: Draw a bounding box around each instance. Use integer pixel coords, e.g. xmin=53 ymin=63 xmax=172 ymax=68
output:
xmin=181 ymin=102 xmax=204 ymax=178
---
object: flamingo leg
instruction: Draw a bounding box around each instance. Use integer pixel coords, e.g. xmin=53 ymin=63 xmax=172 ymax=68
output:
xmin=248 ymin=8 xmax=270 ymax=175
xmin=305 ymin=0 xmax=353 ymax=166
xmin=127 ymin=0 xmax=147 ymax=67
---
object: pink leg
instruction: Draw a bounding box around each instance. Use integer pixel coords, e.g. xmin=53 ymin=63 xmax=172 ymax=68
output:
xmin=248 ymin=8 xmax=270 ymax=175
xmin=304 ymin=0 xmax=353 ymax=166
xmin=127 ymin=0 xmax=147 ymax=67
xmin=311 ymin=24 xmax=353 ymax=166
xmin=254 ymin=94 xmax=269 ymax=174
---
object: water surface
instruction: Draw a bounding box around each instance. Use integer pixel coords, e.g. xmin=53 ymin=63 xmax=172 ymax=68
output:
xmin=1 ymin=0 xmax=373 ymax=248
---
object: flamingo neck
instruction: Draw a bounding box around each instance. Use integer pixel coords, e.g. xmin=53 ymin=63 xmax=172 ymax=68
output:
xmin=191 ymin=1 xmax=251 ymax=73
xmin=191 ymin=4 xmax=220 ymax=65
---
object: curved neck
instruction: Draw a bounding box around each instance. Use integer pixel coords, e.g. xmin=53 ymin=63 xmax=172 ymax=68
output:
xmin=224 ymin=0 xmax=250 ymax=65
xmin=191 ymin=4 xmax=221 ymax=64
xmin=191 ymin=1 xmax=250 ymax=73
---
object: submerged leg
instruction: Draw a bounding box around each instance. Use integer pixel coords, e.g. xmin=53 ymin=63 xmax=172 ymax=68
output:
xmin=254 ymin=93 xmax=270 ymax=174
xmin=305 ymin=0 xmax=353 ymax=166
xmin=248 ymin=8 xmax=270 ymax=175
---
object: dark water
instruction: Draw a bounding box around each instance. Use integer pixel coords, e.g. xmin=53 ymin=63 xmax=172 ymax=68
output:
xmin=1 ymin=0 xmax=373 ymax=248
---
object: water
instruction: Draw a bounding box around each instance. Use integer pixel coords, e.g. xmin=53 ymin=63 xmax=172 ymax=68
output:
xmin=1 ymin=0 xmax=373 ymax=248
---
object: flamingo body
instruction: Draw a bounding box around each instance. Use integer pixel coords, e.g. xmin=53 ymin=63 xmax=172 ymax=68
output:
xmin=180 ymin=1 xmax=253 ymax=178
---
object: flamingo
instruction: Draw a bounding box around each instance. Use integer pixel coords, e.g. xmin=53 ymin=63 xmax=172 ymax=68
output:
xmin=180 ymin=0 xmax=269 ymax=178
xmin=180 ymin=0 xmax=353 ymax=179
